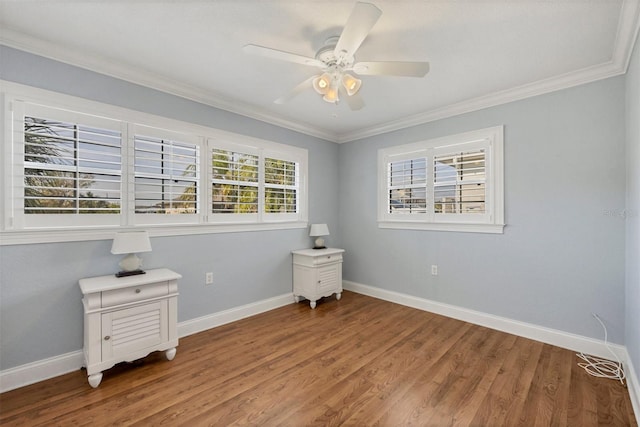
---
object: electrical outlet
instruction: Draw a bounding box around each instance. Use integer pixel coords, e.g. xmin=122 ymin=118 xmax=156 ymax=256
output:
xmin=205 ymin=272 xmax=214 ymax=285
xmin=431 ymin=265 xmax=438 ymax=276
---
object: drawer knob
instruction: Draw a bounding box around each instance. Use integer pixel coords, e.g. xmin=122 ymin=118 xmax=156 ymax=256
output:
xmin=104 ymin=336 xmax=111 ymax=341
xmin=135 ymin=288 xmax=141 ymax=294
xmin=318 ymin=280 xmax=321 ymax=283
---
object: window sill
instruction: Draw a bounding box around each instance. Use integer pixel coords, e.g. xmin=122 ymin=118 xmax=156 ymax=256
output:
xmin=378 ymin=221 xmax=505 ymax=234
xmin=0 ymin=221 xmax=308 ymax=245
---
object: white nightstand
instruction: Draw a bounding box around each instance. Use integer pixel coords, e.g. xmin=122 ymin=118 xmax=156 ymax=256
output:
xmin=291 ymin=248 xmax=344 ymax=309
xmin=79 ymin=268 xmax=181 ymax=387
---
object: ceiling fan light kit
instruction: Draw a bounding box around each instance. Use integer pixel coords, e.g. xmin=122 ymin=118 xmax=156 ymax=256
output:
xmin=312 ymin=70 xmax=362 ymax=104
xmin=342 ymin=74 xmax=362 ymax=96
xmin=243 ymin=1 xmax=430 ymax=110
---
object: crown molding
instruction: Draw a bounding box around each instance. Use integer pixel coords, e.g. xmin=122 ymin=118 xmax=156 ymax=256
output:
xmin=613 ymin=0 xmax=640 ymax=72
xmin=0 ymin=29 xmax=338 ymax=143
xmin=1 ymin=0 xmax=638 ymax=145
xmin=336 ymin=0 xmax=640 ymax=143
xmin=336 ymin=60 xmax=626 ymax=143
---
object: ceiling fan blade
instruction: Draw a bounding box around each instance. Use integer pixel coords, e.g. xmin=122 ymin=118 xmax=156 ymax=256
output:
xmin=343 ymin=90 xmax=365 ymax=111
xmin=243 ymin=44 xmax=325 ymax=68
xmin=274 ymin=76 xmax=316 ymax=104
xmin=352 ymin=61 xmax=430 ymax=77
xmin=334 ymin=2 xmax=382 ymax=59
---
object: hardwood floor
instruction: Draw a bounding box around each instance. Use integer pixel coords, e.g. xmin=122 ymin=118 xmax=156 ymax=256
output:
xmin=0 ymin=291 xmax=636 ymax=426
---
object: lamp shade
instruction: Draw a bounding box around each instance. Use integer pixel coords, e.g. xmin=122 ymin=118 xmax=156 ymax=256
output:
xmin=323 ymin=88 xmax=339 ymax=103
xmin=111 ymin=231 xmax=152 ymax=255
xmin=342 ymin=74 xmax=362 ymax=96
xmin=309 ymin=223 xmax=330 ymax=237
xmin=312 ymin=73 xmax=332 ymax=94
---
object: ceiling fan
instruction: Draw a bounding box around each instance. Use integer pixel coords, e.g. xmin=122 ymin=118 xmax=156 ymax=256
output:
xmin=243 ymin=1 xmax=430 ymax=111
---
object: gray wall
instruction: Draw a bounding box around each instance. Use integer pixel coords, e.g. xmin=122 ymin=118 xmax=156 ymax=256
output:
xmin=0 ymin=46 xmax=340 ymax=370
xmin=626 ymin=31 xmax=640 ymax=376
xmin=0 ymin=43 xmax=633 ymax=373
xmin=338 ymin=77 xmax=627 ymax=344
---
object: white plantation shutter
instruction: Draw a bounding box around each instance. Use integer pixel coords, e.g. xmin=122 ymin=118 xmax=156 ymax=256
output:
xmin=211 ymin=148 xmax=259 ymax=215
xmin=208 ymin=143 xmax=304 ymax=223
xmin=433 ymin=149 xmax=486 ymax=214
xmin=4 ymin=90 xmax=308 ymax=241
xmin=378 ymin=126 xmax=504 ymax=233
xmin=134 ymin=137 xmax=198 ymax=214
xmin=133 ymin=126 xmax=200 ymax=224
xmin=387 ymin=157 xmax=427 ymax=214
xmin=17 ymin=103 xmax=123 ymax=228
xmin=264 ymin=157 xmax=298 ymax=214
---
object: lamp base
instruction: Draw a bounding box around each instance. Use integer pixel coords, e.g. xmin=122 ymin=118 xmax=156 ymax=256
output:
xmin=115 ymin=269 xmax=146 ymax=278
xmin=312 ymin=237 xmax=326 ymax=250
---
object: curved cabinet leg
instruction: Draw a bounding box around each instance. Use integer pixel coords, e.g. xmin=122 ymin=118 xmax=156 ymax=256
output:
xmin=165 ymin=347 xmax=177 ymax=361
xmin=336 ymin=292 xmax=342 ymax=301
xmin=88 ymin=372 xmax=103 ymax=388
xmin=310 ymin=300 xmax=317 ymax=309
xmin=293 ymin=295 xmax=301 ymax=303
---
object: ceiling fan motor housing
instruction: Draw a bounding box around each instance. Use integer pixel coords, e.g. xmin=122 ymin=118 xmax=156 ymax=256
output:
xmin=315 ymin=36 xmax=354 ymax=69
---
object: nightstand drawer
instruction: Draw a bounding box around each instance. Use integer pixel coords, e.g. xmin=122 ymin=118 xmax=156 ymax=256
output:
xmin=313 ymin=253 xmax=342 ymax=265
xmin=293 ymin=252 xmax=343 ymax=267
xmin=101 ymin=281 xmax=169 ymax=307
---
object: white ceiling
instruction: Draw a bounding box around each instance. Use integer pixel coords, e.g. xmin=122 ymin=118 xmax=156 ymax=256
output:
xmin=1 ymin=0 xmax=639 ymax=142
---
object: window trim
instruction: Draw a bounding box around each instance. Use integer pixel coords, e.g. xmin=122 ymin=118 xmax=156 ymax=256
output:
xmin=377 ymin=126 xmax=505 ymax=234
xmin=0 ymin=81 xmax=308 ymax=245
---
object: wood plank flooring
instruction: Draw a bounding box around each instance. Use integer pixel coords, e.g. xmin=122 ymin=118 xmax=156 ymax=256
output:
xmin=0 ymin=291 xmax=636 ymax=426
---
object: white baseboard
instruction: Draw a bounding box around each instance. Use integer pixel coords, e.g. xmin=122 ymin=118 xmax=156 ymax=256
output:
xmin=0 ymin=350 xmax=84 ymax=393
xmin=177 ymin=293 xmax=294 ymax=337
xmin=343 ymin=280 xmax=627 ymax=361
xmin=624 ymin=350 xmax=640 ymax=425
xmin=0 ymin=293 xmax=294 ymax=393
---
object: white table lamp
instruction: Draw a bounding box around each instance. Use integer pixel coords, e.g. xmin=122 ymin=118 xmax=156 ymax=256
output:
xmin=309 ymin=223 xmax=329 ymax=249
xmin=111 ymin=231 xmax=152 ymax=277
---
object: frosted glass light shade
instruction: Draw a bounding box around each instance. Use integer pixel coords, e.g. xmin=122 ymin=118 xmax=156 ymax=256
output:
xmin=312 ymin=73 xmax=332 ymax=94
xmin=323 ymin=89 xmax=339 ymax=103
xmin=342 ymin=74 xmax=362 ymax=96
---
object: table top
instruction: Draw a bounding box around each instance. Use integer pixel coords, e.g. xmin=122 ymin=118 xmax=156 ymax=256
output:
xmin=79 ymin=268 xmax=181 ymax=294
xmin=291 ymin=247 xmax=345 ymax=257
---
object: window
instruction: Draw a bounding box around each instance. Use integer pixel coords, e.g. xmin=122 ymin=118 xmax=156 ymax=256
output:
xmin=208 ymin=141 xmax=304 ymax=224
xmin=133 ymin=126 xmax=200 ymax=225
xmin=434 ymin=150 xmax=486 ymax=215
xmin=2 ymin=85 xmax=308 ymax=244
xmin=264 ymin=157 xmax=298 ymax=215
xmin=13 ymin=102 xmax=124 ymax=229
xmin=388 ymin=158 xmax=427 ymax=214
xmin=378 ymin=126 xmax=504 ymax=233
xmin=211 ymin=147 xmax=259 ymax=219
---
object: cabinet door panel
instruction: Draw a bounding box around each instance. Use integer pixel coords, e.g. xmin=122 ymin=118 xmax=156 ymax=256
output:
xmin=102 ymin=301 xmax=168 ymax=361
xmin=318 ymin=265 xmax=339 ymax=292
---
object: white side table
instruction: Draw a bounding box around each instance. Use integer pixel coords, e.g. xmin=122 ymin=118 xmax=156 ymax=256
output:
xmin=292 ymin=248 xmax=344 ymax=309
xmin=79 ymin=268 xmax=181 ymax=387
